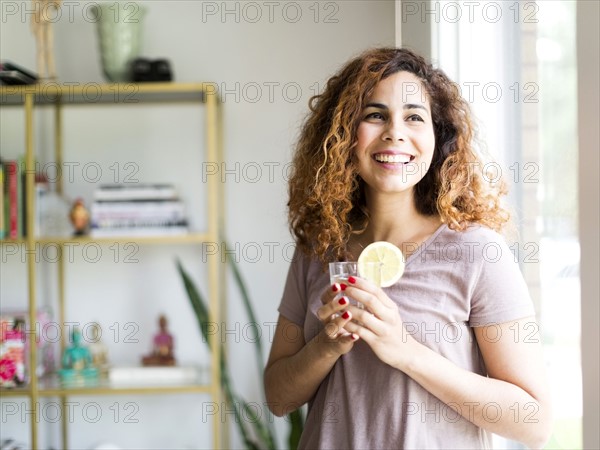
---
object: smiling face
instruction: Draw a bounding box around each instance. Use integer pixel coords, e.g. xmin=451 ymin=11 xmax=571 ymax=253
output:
xmin=354 ymin=71 xmax=435 ymax=201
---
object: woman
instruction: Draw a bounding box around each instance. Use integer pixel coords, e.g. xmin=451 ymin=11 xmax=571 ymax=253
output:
xmin=264 ymin=48 xmax=552 ymax=449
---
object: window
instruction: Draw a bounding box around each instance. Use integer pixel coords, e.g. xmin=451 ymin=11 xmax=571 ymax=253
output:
xmin=432 ymin=1 xmax=581 ymax=448
xmin=537 ymin=2 xmax=580 ymax=448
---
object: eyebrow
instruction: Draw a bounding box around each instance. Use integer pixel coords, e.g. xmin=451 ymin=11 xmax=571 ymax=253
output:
xmin=365 ymin=102 xmax=430 ymax=113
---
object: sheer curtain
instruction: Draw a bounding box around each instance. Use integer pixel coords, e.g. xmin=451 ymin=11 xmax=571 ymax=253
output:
xmin=431 ymin=1 xmax=580 ymax=448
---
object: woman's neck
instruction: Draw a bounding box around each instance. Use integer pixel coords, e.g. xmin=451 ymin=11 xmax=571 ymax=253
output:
xmin=351 ymin=190 xmax=442 ymax=256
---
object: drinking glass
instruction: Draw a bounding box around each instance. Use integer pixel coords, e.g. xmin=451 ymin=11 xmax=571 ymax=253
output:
xmin=329 ymin=261 xmax=382 ymax=308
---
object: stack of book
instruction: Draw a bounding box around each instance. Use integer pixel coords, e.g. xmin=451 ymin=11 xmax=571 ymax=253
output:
xmin=91 ymin=184 xmax=188 ymax=237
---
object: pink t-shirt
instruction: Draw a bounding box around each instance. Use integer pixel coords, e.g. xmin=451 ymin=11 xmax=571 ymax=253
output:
xmin=278 ymin=224 xmax=536 ymax=449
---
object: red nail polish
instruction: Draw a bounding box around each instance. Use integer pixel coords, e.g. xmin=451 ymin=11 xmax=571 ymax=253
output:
xmin=338 ymin=297 xmax=347 ymax=306
xmin=342 ymin=311 xmax=350 ymax=320
xmin=331 ymin=284 xmax=339 ymax=292
xmin=348 ymin=276 xmax=356 ymax=284
xmin=340 ymin=283 xmax=347 ymax=291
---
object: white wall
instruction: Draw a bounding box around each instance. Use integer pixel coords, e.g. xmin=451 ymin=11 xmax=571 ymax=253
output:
xmin=0 ymin=1 xmax=395 ymax=448
xmin=399 ymin=0 xmax=431 ymax=60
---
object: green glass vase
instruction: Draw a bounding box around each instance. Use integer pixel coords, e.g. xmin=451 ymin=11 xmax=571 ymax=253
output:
xmin=92 ymin=2 xmax=146 ymax=82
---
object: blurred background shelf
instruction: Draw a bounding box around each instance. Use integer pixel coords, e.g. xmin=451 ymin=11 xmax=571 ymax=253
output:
xmin=0 ymin=82 xmax=224 ymax=449
xmin=0 ymin=82 xmax=215 ymax=106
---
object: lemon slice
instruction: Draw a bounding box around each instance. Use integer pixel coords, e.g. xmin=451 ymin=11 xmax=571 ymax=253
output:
xmin=358 ymin=241 xmax=405 ymax=287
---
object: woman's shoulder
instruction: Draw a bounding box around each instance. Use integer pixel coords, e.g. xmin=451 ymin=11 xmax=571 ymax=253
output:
xmin=438 ymin=222 xmax=508 ymax=246
xmin=432 ymin=223 xmax=514 ymax=266
xmin=288 ymin=244 xmax=327 ymax=279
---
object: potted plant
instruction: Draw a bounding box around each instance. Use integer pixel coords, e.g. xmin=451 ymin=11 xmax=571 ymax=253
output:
xmin=176 ymin=247 xmax=304 ymax=449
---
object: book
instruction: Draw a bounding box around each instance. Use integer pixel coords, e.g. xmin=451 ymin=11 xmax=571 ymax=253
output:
xmin=0 ymin=163 xmax=4 ymax=239
xmin=16 ymin=158 xmax=24 ymax=238
xmin=94 ymin=184 xmax=178 ymax=201
xmin=108 ymin=365 xmax=206 ymax=386
xmin=5 ymin=161 xmax=18 ymax=239
xmin=91 ymin=200 xmax=186 ymax=224
xmin=33 ymin=177 xmax=49 ymax=238
xmin=92 ymin=218 xmax=188 ymax=229
xmin=90 ymin=225 xmax=188 ymax=238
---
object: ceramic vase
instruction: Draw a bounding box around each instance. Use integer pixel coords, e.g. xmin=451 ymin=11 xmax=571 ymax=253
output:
xmin=92 ymin=2 xmax=146 ymax=82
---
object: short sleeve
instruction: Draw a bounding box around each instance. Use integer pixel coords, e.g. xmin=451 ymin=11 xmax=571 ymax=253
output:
xmin=469 ymin=233 xmax=536 ymax=327
xmin=277 ymin=248 xmax=309 ymax=327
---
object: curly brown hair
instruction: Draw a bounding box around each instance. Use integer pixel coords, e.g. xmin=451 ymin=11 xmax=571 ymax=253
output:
xmin=288 ymin=47 xmax=510 ymax=264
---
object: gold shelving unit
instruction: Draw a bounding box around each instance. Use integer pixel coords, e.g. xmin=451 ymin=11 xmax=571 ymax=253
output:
xmin=0 ymin=82 xmax=224 ymax=449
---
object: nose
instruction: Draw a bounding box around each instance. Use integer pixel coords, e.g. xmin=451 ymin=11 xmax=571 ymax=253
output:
xmin=381 ymin=118 xmax=405 ymax=142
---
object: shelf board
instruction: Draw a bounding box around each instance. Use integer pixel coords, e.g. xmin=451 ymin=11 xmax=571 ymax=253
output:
xmin=30 ymin=373 xmax=214 ymax=397
xmin=0 ymin=382 xmax=213 ymax=397
xmin=1 ymin=232 xmax=214 ymax=246
xmin=0 ymin=81 xmax=217 ymax=106
xmin=0 ymin=386 xmax=31 ymax=397
xmin=38 ymin=383 xmax=212 ymax=397
xmin=0 ymin=238 xmax=26 ymax=245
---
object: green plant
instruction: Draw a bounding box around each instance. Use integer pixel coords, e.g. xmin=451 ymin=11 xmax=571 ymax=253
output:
xmin=176 ymin=252 xmax=304 ymax=449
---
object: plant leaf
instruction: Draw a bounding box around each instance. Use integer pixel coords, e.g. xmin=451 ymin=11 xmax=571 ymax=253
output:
xmin=287 ymin=409 xmax=305 ymax=450
xmin=176 ymin=259 xmax=212 ymax=345
xmin=177 ymin=258 xmax=276 ymax=449
xmin=224 ymin=243 xmax=278 ymax=445
xmin=239 ymin=398 xmax=277 ymax=449
xmin=225 ymin=245 xmax=266 ymax=365
xmin=223 ymin=376 xmax=260 ymax=449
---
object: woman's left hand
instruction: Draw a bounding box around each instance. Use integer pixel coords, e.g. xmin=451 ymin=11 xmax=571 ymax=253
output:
xmin=342 ymin=276 xmax=418 ymax=370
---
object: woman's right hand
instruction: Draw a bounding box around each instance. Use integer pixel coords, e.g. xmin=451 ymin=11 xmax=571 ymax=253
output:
xmin=316 ymin=283 xmax=359 ymax=357
xmin=264 ymin=283 xmax=358 ymax=416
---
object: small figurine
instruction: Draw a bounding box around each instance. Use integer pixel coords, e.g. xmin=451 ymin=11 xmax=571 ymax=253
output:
xmin=30 ymin=0 xmax=62 ymax=80
xmin=88 ymin=323 xmax=109 ymax=378
xmin=58 ymin=327 xmax=98 ymax=387
xmin=142 ymin=315 xmax=176 ymax=366
xmin=69 ymin=198 xmax=90 ymax=236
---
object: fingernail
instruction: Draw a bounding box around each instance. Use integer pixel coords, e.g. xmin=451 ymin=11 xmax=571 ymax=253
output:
xmin=348 ymin=276 xmax=356 ymax=284
xmin=331 ymin=284 xmax=339 ymax=292
xmin=351 ymin=333 xmax=358 ymax=340
xmin=340 ymin=283 xmax=347 ymax=291
xmin=342 ymin=311 xmax=350 ymax=320
xmin=338 ymin=297 xmax=347 ymax=306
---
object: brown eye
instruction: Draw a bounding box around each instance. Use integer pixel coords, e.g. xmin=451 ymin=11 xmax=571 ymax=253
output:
xmin=365 ymin=112 xmax=385 ymax=121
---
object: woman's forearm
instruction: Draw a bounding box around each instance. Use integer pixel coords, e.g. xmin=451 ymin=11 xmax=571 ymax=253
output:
xmin=264 ymin=332 xmax=340 ymax=417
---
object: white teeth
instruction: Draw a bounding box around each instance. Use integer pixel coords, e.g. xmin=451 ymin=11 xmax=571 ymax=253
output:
xmin=374 ymin=154 xmax=412 ymax=163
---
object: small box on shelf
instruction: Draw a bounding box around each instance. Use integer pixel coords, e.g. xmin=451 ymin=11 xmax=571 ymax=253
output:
xmin=108 ymin=365 xmax=207 ymax=387
xmin=0 ymin=316 xmax=25 ymax=388
xmin=0 ymin=309 xmax=55 ymax=388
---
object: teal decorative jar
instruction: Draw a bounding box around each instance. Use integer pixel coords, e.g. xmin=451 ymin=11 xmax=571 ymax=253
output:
xmin=92 ymin=2 xmax=146 ymax=82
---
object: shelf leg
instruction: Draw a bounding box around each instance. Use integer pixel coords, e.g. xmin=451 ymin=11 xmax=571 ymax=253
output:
xmin=61 ymin=395 xmax=69 ymax=449
xmin=205 ymin=86 xmax=223 ymax=449
xmin=24 ymin=92 xmax=40 ymax=450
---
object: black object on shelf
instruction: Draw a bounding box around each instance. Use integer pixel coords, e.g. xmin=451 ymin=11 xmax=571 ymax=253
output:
xmin=131 ymin=58 xmax=173 ymax=82
xmin=0 ymin=61 xmax=38 ymax=85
